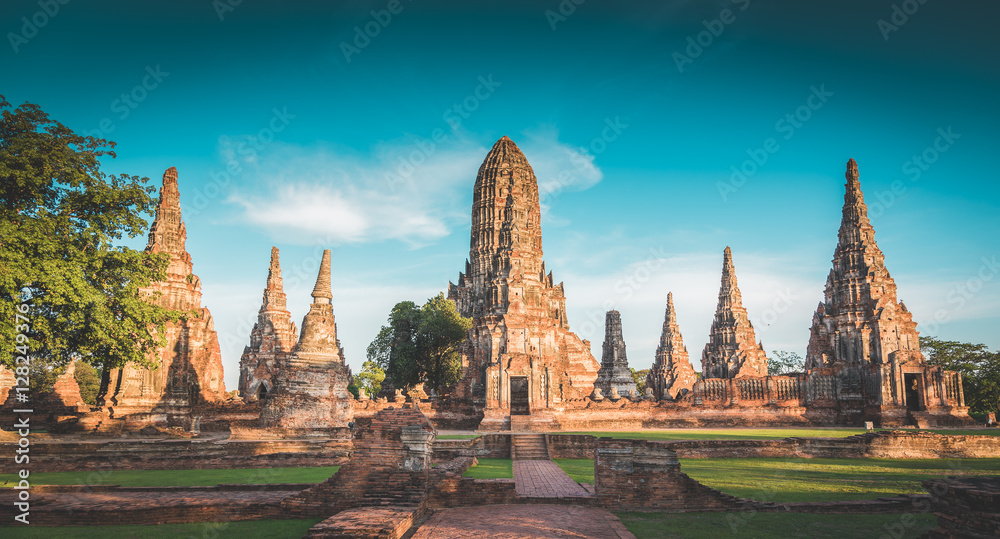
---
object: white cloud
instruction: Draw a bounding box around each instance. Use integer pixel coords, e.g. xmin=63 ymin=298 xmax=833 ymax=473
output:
xmin=223 ymin=128 xmax=606 ymax=246
xmin=518 ymin=125 xmax=604 ymax=214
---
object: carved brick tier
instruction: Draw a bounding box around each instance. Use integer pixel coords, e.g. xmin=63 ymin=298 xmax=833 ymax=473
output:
xmin=648 ymin=292 xmax=697 ymax=400
xmin=99 ymin=167 xmax=226 ymax=423
xmin=594 ymin=310 xmax=637 ymax=396
xmin=41 ymin=361 xmax=89 ymax=413
xmin=260 ymin=249 xmax=353 ymax=433
xmin=805 ymin=159 xmax=970 ymax=425
xmin=447 ymin=136 xmax=599 ymax=429
xmin=701 ymin=247 xmax=768 ymax=379
xmin=239 ymin=247 xmax=298 ymax=402
xmin=807 ymin=158 xmax=922 ymax=369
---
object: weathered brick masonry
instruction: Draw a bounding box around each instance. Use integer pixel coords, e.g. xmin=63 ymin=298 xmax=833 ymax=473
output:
xmin=922 ymin=477 xmax=1000 ymax=539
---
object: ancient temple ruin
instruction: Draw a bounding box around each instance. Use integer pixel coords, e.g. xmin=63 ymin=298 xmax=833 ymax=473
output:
xmin=805 ymin=159 xmax=969 ymax=426
xmin=647 ymin=293 xmax=697 ymax=400
xmin=239 ymin=247 xmax=299 ymax=402
xmin=260 ymin=249 xmax=353 ymax=434
xmin=594 ymin=310 xmax=637 ymax=398
xmin=701 ymin=247 xmax=768 ymax=379
xmin=447 ymin=136 xmax=600 ymax=430
xmin=98 ymin=167 xmax=226 ymax=424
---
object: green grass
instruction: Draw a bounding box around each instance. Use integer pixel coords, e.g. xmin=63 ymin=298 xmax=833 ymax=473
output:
xmin=562 ymin=428 xmax=1000 ymax=441
xmin=554 ymin=457 xmax=1000 ymax=502
xmin=553 ymin=458 xmax=595 ymax=484
xmin=0 ymin=518 xmax=324 ymax=538
xmin=617 ymin=511 xmax=935 ymax=539
xmin=462 ymin=458 xmax=513 ymax=479
xmin=678 ymin=458 xmax=1000 ymax=502
xmin=0 ymin=466 xmax=339 ymax=488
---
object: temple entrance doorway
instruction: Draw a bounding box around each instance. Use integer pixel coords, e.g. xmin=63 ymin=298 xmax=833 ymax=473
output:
xmin=510 ymin=377 xmax=529 ymax=415
xmin=257 ymin=384 xmax=268 ymax=401
xmin=903 ymin=373 xmax=922 ymax=411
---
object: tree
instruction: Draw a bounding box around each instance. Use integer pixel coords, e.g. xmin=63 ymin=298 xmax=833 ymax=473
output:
xmin=367 ymin=300 xmax=421 ymax=391
xmin=921 ymin=336 xmax=999 ymax=419
xmin=0 ymin=97 xmax=180 ymax=372
xmin=630 ymin=368 xmax=649 ymax=394
xmin=73 ymin=360 xmax=101 ymax=405
xmin=768 ymin=350 xmax=804 ymax=375
xmin=367 ymin=293 xmax=472 ymax=394
xmin=356 ymin=359 xmax=385 ymax=397
xmin=417 ymin=294 xmax=473 ymax=394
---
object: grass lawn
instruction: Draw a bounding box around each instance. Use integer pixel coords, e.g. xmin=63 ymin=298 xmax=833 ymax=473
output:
xmin=553 ymin=458 xmax=595 ymax=484
xmin=0 ymin=466 xmax=339 ymax=488
xmin=1 ymin=518 xmax=324 ymax=538
xmin=617 ymin=511 xmax=935 ymax=538
xmin=679 ymin=458 xmax=1000 ymax=502
xmin=462 ymin=458 xmax=513 ymax=479
xmin=554 ymin=457 xmax=1000 ymax=502
xmin=561 ymin=428 xmax=1000 ymax=441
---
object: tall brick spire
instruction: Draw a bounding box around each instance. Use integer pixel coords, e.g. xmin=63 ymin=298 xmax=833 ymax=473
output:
xmin=594 ymin=310 xmax=637 ymax=396
xmin=100 ymin=167 xmax=227 ymax=417
xmin=261 ymin=246 xmax=352 ymax=431
xmin=648 ymin=292 xmax=697 ymax=399
xmin=806 ymin=159 xmax=921 ymax=369
xmin=147 ymin=167 xmax=187 ymax=256
xmin=701 ymin=247 xmax=768 ymax=379
xmin=447 ymin=136 xmax=600 ymax=425
xmin=239 ymin=246 xmax=299 ymax=401
xmin=297 ymin=249 xmax=342 ymax=359
xmin=312 ymin=249 xmax=334 ymax=303
xmin=452 ymin=135 xmax=545 ymax=319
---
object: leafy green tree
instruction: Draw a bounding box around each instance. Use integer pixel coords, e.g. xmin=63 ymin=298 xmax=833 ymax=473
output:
xmin=630 ymin=368 xmax=649 ymax=394
xmin=367 ymin=300 xmax=421 ymax=391
xmin=367 ymin=294 xmax=472 ymax=395
xmin=73 ymin=359 xmax=101 ymax=405
xmin=768 ymin=350 xmax=805 ymax=375
xmin=417 ymin=294 xmax=473 ymax=394
xmin=356 ymin=359 xmax=386 ymax=397
xmin=921 ymin=336 xmax=999 ymax=418
xmin=0 ymin=97 xmax=180 ymax=371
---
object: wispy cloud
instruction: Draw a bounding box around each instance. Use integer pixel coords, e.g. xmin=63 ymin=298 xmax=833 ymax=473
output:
xmin=224 ymin=128 xmax=606 ymax=246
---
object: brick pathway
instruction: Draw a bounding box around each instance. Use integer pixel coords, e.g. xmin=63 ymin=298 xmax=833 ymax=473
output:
xmin=513 ymin=460 xmax=592 ymax=499
xmin=411 ymin=504 xmax=635 ymax=538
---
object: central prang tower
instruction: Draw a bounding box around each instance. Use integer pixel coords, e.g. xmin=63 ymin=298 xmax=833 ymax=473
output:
xmin=448 ymin=136 xmax=599 ymax=430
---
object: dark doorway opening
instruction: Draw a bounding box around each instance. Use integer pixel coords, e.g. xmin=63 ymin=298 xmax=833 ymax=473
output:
xmin=510 ymin=377 xmax=529 ymax=415
xmin=903 ymin=373 xmax=922 ymax=411
xmin=257 ymin=384 xmax=268 ymax=401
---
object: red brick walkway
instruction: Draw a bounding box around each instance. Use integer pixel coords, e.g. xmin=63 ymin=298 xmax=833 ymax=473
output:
xmin=513 ymin=460 xmax=592 ymax=499
xmin=411 ymin=504 xmax=635 ymax=538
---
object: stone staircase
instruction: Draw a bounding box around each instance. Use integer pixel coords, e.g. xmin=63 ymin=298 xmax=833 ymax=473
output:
xmin=511 ymin=434 xmax=549 ymax=460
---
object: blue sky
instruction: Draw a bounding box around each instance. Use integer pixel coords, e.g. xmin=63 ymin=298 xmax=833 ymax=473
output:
xmin=3 ymin=0 xmax=998 ymax=389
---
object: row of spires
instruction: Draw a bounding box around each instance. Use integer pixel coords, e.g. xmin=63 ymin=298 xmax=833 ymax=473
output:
xmin=158 ymin=149 xmax=911 ymax=401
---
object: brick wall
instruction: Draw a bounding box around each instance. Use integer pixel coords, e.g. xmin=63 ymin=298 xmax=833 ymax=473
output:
xmin=593 ymin=438 xmax=743 ymax=512
xmin=547 ymin=431 xmax=1000 ymax=460
xmin=922 ymin=477 xmax=1000 ymax=538
xmin=432 ymin=434 xmax=511 ymax=461
xmin=282 ymin=405 xmax=435 ymax=518
xmin=0 ymin=438 xmax=350 ymax=473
